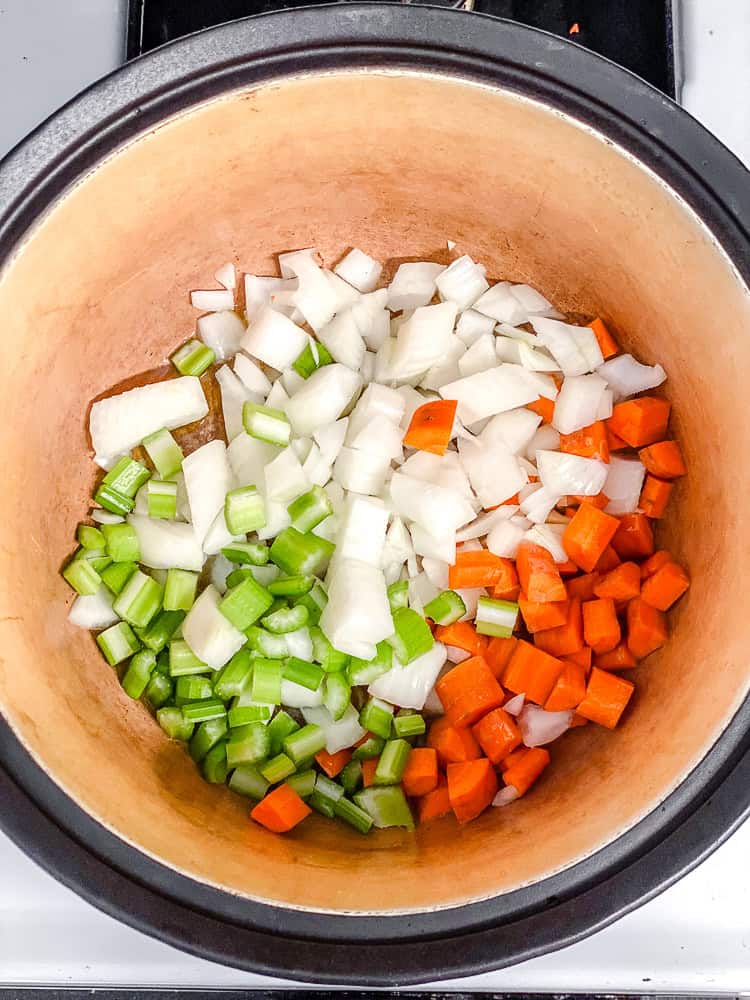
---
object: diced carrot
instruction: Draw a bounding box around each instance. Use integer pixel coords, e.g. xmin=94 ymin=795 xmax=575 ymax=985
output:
xmin=449 ymin=550 xmax=508 ymax=589
xmin=519 ymin=593 xmax=569 ymax=633
xmin=402 ymin=747 xmax=439 ymax=798
xmin=560 ymin=421 xmax=610 ymax=463
xmin=490 ymin=558 xmax=520 ymax=600
xmin=544 ymin=659 xmax=587 ymax=711
xmin=447 ymin=759 xmax=498 ymax=824
xmin=588 ymin=317 xmax=619 ymax=359
xmin=250 ymin=785 xmax=311 ymax=833
xmin=434 ymin=621 xmax=488 ymax=657
xmin=626 ymin=597 xmax=667 ymax=659
xmin=527 ymin=396 xmax=555 ymax=423
xmin=569 ymin=492 xmax=609 ymax=509
xmin=500 ymin=746 xmax=528 ymax=772
xmin=436 ymin=655 xmax=505 ymax=728
xmin=576 ymin=666 xmax=634 ymax=729
xmin=566 ymin=645 xmax=593 ymax=671
xmin=516 ymin=541 xmax=567 ymax=603
xmin=315 ymin=748 xmax=352 ymax=778
xmin=361 ymin=757 xmax=379 ymax=787
xmin=533 ymin=598 xmax=584 ymax=657
xmin=639 ymin=475 xmax=673 ymax=518
xmin=418 ymin=778 xmax=453 ymax=823
xmin=594 ymin=544 xmax=621 ymax=573
xmin=503 ymin=746 xmax=550 ymax=795
xmin=403 ymin=399 xmax=457 ymax=456
xmin=612 ymin=513 xmax=655 ymax=560
xmin=608 ymin=397 xmax=671 ymax=448
xmin=472 ymin=707 xmax=522 ymax=764
xmin=594 ymin=561 xmax=641 ymax=601
xmin=607 ymin=427 xmax=629 ymax=451
xmin=426 ymin=718 xmax=481 ymax=765
xmin=595 ymin=642 xmax=637 ymax=670
xmin=563 ymin=503 xmax=620 ymax=573
xmin=557 ymin=558 xmax=581 ymax=576
xmin=484 ymin=635 xmax=518 ymax=680
xmin=582 ymin=597 xmax=621 ymax=654
xmin=640 ymin=549 xmax=673 ymax=579
xmin=570 ymin=712 xmax=590 ymax=727
xmin=641 ymin=560 xmax=690 ymax=611
xmin=566 ymin=573 xmax=599 ymax=602
xmin=639 ymin=440 xmax=686 ymax=479
xmin=504 ymin=640 xmax=564 ymax=705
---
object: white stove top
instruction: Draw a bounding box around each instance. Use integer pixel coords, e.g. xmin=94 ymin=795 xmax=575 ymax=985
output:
xmin=1 ymin=0 xmax=749 ymax=991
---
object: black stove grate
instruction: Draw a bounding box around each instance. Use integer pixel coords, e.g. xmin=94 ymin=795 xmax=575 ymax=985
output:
xmin=127 ymin=0 xmax=676 ymax=97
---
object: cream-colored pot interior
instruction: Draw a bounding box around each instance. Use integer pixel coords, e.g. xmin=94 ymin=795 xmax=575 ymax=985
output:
xmin=0 ymin=70 xmax=748 ymax=914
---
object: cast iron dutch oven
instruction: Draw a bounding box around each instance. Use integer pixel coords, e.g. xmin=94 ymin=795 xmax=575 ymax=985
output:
xmin=1 ymin=5 xmax=750 ymax=986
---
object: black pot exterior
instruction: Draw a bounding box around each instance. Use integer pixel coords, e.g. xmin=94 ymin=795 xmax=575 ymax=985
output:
xmin=1 ymin=5 xmax=750 ymax=986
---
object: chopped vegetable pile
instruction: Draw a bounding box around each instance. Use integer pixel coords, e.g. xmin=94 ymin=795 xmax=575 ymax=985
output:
xmin=64 ymin=246 xmax=689 ymax=835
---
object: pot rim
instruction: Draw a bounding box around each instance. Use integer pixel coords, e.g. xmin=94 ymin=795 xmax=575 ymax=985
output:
xmin=1 ymin=4 xmax=750 ymax=985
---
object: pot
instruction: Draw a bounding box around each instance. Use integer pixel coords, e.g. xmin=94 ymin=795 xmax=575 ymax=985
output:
xmin=1 ymin=5 xmax=750 ymax=986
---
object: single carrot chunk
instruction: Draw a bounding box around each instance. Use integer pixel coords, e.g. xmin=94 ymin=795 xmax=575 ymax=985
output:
xmin=361 ymin=757 xmax=379 ymax=787
xmin=576 ymin=666 xmax=634 ymax=729
xmin=588 ymin=317 xmax=619 ymax=359
xmin=434 ymin=621 xmax=488 ymax=656
xmin=594 ymin=561 xmax=641 ymax=601
xmin=594 ymin=544 xmax=621 ymax=573
xmin=402 ymin=747 xmax=439 ymax=797
xmin=403 ymin=399 xmax=457 ymax=456
xmin=639 ymin=440 xmax=686 ymax=479
xmin=472 ymin=707 xmax=522 ymax=764
xmin=544 ymin=660 xmax=587 ymax=711
xmin=484 ymin=635 xmax=519 ymax=680
xmin=566 ymin=572 xmax=600 ymax=602
xmin=418 ymin=778 xmax=452 ymax=823
xmin=504 ymin=640 xmax=564 ymax=706
xmin=626 ymin=597 xmax=667 ymax=659
xmin=560 ymin=421 xmax=610 ymax=463
xmin=608 ymin=397 xmax=671 ymax=448
xmin=640 ymin=549 xmax=673 ymax=579
xmin=570 ymin=712 xmax=590 ymax=727
xmin=516 ymin=541 xmax=567 ymax=603
xmin=563 ymin=503 xmax=620 ymax=573
xmin=315 ymin=747 xmax=352 ymax=778
xmin=606 ymin=427 xmax=629 ymax=451
xmin=490 ymin=558 xmax=520 ymax=601
xmin=449 ymin=550 xmax=508 ymax=589
xmin=500 ymin=746 xmax=528 ymax=772
xmin=427 ymin=717 xmax=482 ymax=765
xmin=595 ymin=642 xmax=637 ymax=670
xmin=503 ymin=746 xmax=550 ymax=795
xmin=639 ymin=475 xmax=673 ymax=518
xmin=566 ymin=645 xmax=593 ymax=671
xmin=527 ymin=396 xmax=555 ymax=423
xmin=533 ymin=598 xmax=584 ymax=657
xmin=612 ymin=513 xmax=655 ymax=560
xmin=582 ymin=597 xmax=621 ymax=655
xmin=447 ymin=758 xmax=498 ymax=823
xmin=640 ymin=561 xmax=690 ymax=611
xmin=250 ymin=785 xmax=311 ymax=833
xmin=518 ymin=593 xmax=569 ymax=633
xmin=557 ymin=558 xmax=582 ymax=576
xmin=436 ymin=655 xmax=505 ymax=728
xmin=569 ymin=492 xmax=609 ymax=509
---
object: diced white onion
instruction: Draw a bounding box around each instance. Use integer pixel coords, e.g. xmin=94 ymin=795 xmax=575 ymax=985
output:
xmin=336 ymin=494 xmax=389 ymax=566
xmin=389 ymin=471 xmax=475 ymax=537
xmin=420 ymin=335 xmax=466 ymax=391
xmin=407 ymin=571 xmax=439 ymax=614
xmin=334 ymin=248 xmax=383 ymax=293
xmin=494 ymin=337 xmax=523 ymax=364
xmin=446 ymin=645 xmax=472 ymax=665
xmin=531 ymin=317 xmax=594 ymax=376
xmin=510 ymin=283 xmax=559 ymax=317
xmin=191 ymin=288 xmax=234 ymax=311
xmin=349 ymin=415 xmax=404 ymax=461
xmin=68 ymin=586 xmax=119 ymax=629
xmin=410 ymin=523 xmax=456 ymax=564
xmin=456 ymin=309 xmax=495 ymax=346
xmin=524 ymin=523 xmax=568 ymax=563
xmin=387 ymin=262 xmax=444 ymax=311
xmin=504 ymin=693 xmax=525 ymax=716
xmin=244 ymin=275 xmax=297 ymax=318
xmin=459 ymin=437 xmax=528 ymax=509
xmin=263 ymin=447 xmax=309 ymax=503
xmin=333 ymin=446 xmax=391 ymax=496
xmin=536 ymin=450 xmax=608 ymax=497
xmin=90 ymin=509 xmax=124 ymax=525
xmin=436 ymin=255 xmax=489 ymax=310
xmin=368 ymin=643 xmax=447 ymax=710
xmin=227 ymin=433 xmax=278 ymax=489
xmin=551 ymin=374 xmax=608 ymax=435
xmin=519 ymin=704 xmax=573 ymax=747
xmin=285 ymin=364 xmax=362 ymax=437
xmin=525 ymin=425 xmax=561 ymax=460
xmin=317 ymin=310 xmax=365 ymax=371
xmin=604 ymin=456 xmax=647 ymax=515
xmin=233 ymin=352 xmax=272 ymax=397
xmin=597 ymin=353 xmax=667 ymax=399
xmin=389 ymin=302 xmax=458 ymax=382
xmin=481 ymin=408 xmax=542 ymax=455
xmin=458 ymin=333 xmax=498 ymax=377
xmin=320 ymin=557 xmax=393 ymax=655
xmin=196 ymin=310 xmax=245 ymax=362
xmin=474 ymin=281 xmax=527 ymax=325
xmin=421 ymin=556 xmax=450 ymax=589
xmin=182 ymin=440 xmax=233 ymax=545
xmin=214 ymin=262 xmax=236 ymax=290
xmin=281 ymin=679 xmax=324 ymax=709
xmin=182 ymin=584 xmax=244 ymax=670
xmin=302 ymin=704 xmax=365 ymax=754
xmin=284 ymin=626 xmax=313 ymax=662
xmin=456 ymin=504 xmax=518 ymax=542
xmin=440 ymin=365 xmax=539 ymax=425
xmin=240 ymin=305 xmax=308 ymax=370
xmin=518 ymin=342 xmax=560 ymax=372
xmin=202 ymin=508 xmax=242 ymax=557
xmin=128 ymin=515 xmax=204 ymax=571
xmin=520 ymin=484 xmax=561 ymax=524
xmin=215 ymin=364 xmax=255 ymax=441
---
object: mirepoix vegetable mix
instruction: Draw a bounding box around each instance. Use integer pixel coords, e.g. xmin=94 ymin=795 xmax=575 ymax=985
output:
xmin=65 ymin=248 xmax=690 ymax=835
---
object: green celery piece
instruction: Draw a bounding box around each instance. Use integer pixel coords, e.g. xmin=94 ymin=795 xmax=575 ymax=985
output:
xmin=171 ymin=339 xmax=215 ymax=376
xmin=283 ymin=723 xmax=325 ymax=765
xmin=358 ymin=697 xmax=394 ymax=740
xmin=347 ymin=641 xmax=393 ymax=686
xmin=354 ymin=786 xmax=414 ymax=830
xmin=94 ymin=484 xmax=134 ymax=516
xmin=112 ymin=569 xmax=163 ymax=628
xmin=293 ymin=580 xmax=328 ymax=625
xmin=323 ymin=671 xmax=351 ymax=721
xmin=219 ymin=575 xmax=274 ymax=631
xmin=213 ymin=648 xmax=253 ymax=700
xmin=137 ymin=609 xmax=185 ymax=653
xmin=221 ymin=541 xmax=269 ymax=566
xmin=242 ymin=402 xmax=291 ymax=446
xmin=268 ymin=574 xmax=315 ymax=598
xmin=169 ymin=639 xmax=208 ymax=676
xmin=100 ymin=561 xmax=137 ymax=595
xmin=224 ymin=486 xmax=266 ymax=535
xmin=147 ymin=479 xmax=178 ymax=520
xmin=283 ymin=657 xmax=324 ymax=692
xmin=334 ymin=796 xmax=373 ymax=834
xmin=352 ymin=735 xmax=386 ymax=761
xmin=245 ymin=626 xmax=288 ymax=659
xmin=142 ymin=427 xmax=183 ymax=479
xmin=267 ymin=710 xmax=299 ymax=756
xmin=62 ymin=555 xmax=101 ymax=596
xmin=202 ymin=741 xmax=229 ymax=784
xmin=310 ymin=626 xmax=350 ymax=673
xmin=121 ymin=649 xmax=156 ymax=699
xmin=260 ymin=753 xmax=296 ymax=784
xmin=229 ymin=764 xmax=270 ymax=800
xmin=393 ymin=710 xmax=426 ymax=739
xmin=102 ymin=456 xmax=150 ymax=498
xmin=251 ymin=658 xmax=282 ymax=705
xmin=308 ymin=790 xmax=335 ymax=818
xmin=269 ymin=527 xmax=334 ymax=577
xmin=144 ymin=672 xmax=173 ymax=709
xmin=423 ymin=589 xmax=466 ymax=626
xmin=163 ymin=569 xmax=199 ymax=612
xmin=97 ymin=621 xmax=140 ymax=665
xmin=189 ymin=717 xmax=228 ymax=762
xmin=261 ymin=603 xmax=309 ymax=634
xmin=285 ymin=769 xmax=316 ymax=798
xmin=287 ymin=485 xmax=333 ymax=533
xmin=387 ymin=579 xmax=409 ymax=612
xmin=226 ymin=722 xmax=271 ymax=767
xmin=386 ymin=607 xmax=434 ymax=664
xmin=373 ymin=739 xmax=411 ymax=785
xmin=77 ymin=524 xmax=105 ymax=550
xmin=182 ymin=699 xmax=226 ymax=723
xmin=339 ymin=758 xmax=363 ymax=796
xmin=157 ymin=706 xmax=195 ymax=742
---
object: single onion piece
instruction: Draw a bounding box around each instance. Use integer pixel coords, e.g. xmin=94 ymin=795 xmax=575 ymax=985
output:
xmin=494 ymin=337 xmax=523 ymax=364
xmin=336 ymin=494 xmax=390 ymax=567
xmin=458 ymin=438 xmax=528 ymax=509
xmin=531 ymin=316 xmax=590 ymax=376
xmin=496 ymin=322 xmax=539 ymax=346
xmin=492 ymin=785 xmax=521 ymax=807
xmin=197 ymin=310 xmax=245 ymax=362
xmin=552 ymin=373 xmax=609 ymax=435
xmin=240 ymin=305 xmax=308 ymax=371
xmin=510 ymin=283 xmax=560 ymax=317
xmin=604 ymin=456 xmax=647 ymax=515
xmin=597 ymin=353 xmax=667 ymax=400
xmin=244 ymin=275 xmax=297 ymax=318
xmin=536 ymin=450 xmax=608 ymax=497
xmin=233 ymin=352 xmax=272 ymax=397
xmin=474 ymin=281 xmax=527 ymax=325
xmin=182 ymin=440 xmax=233 ymax=545
xmin=387 ymin=262 xmax=445 ymax=311
xmin=368 ymin=643 xmax=447 ymax=711
xmin=455 ymin=505 xmax=518 ymax=543
xmin=317 ymin=309 xmax=366 ymax=371
xmin=422 ymin=556 xmax=450 ymax=589
xmin=334 ymin=247 xmax=383 ymax=293
xmin=504 ymin=693 xmax=525 ymax=716
xmin=214 ymin=262 xmax=236 ymax=290
xmin=440 ymin=365 xmax=539 ymax=425
xmin=408 ymin=571 xmax=439 ymax=613
xmin=481 ymin=407 xmax=542 ymax=455
xmin=520 ymin=704 xmax=573 ymax=747
xmin=302 ymin=704 xmax=365 ymax=754
xmin=436 ymin=255 xmax=489 ymax=310
xmin=446 ymin=645 xmax=472 ymax=665
xmin=389 ymin=301 xmax=458 ymax=382
xmin=215 ymin=364 xmax=256 ymax=441
xmin=68 ymin=587 xmax=119 ymax=630
xmin=190 ymin=288 xmax=234 ymax=311
xmin=524 ymin=425 xmax=560 ymax=461
xmin=286 ymin=364 xmax=362 ymax=437
xmin=456 ymin=309 xmax=495 ymax=346
xmin=486 ymin=518 xmax=526 ymax=559
xmin=524 ymin=524 xmax=568 ymax=563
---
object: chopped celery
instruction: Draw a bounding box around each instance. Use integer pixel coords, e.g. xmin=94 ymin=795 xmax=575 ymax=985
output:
xmin=354 ymin=786 xmax=414 ymax=830
xmin=144 ymin=672 xmax=173 ymax=709
xmin=97 ymin=621 xmax=140 ymax=665
xmin=137 ymin=609 xmax=185 ymax=653
xmin=226 ymin=722 xmax=271 ymax=767
xmin=142 ymin=427 xmax=183 ymax=479
xmin=393 ymin=710 xmax=426 ymax=739
xmin=147 ymin=479 xmax=178 ymax=520
xmin=245 ymin=625 xmax=288 ymax=659
xmin=224 ymin=486 xmax=266 ymax=535
xmin=242 ymin=401 xmax=291 ymax=446
xmin=292 ymin=342 xmax=319 ymax=379
xmin=283 ymin=723 xmax=326 ymax=765
xmin=270 ymin=527 xmax=334 ymax=577
xmin=229 ymin=763 xmax=269 ymax=799
xmin=100 ymin=561 xmax=137 ymax=595
xmin=359 ymin=697 xmax=394 ymax=740
xmin=101 ymin=522 xmax=140 ymax=563
xmin=75 ymin=546 xmax=112 ymax=573
xmin=157 ymin=706 xmax=195 ymax=742
xmin=283 ymin=656 xmax=324 ymax=691
xmin=261 ymin=603 xmax=309 ymax=634
xmin=182 ymin=699 xmax=226 ymax=723
xmin=226 ymin=567 xmax=253 ymax=589
xmin=175 ymin=675 xmax=213 ymax=703
xmin=293 ymin=580 xmax=328 ymax=625
xmin=219 ymin=575 xmax=274 ymax=631
xmin=163 ymin=568 xmax=198 ymax=611
xmin=386 ymin=607 xmax=434 ymax=664
xmin=267 ymin=710 xmax=299 ymax=755
xmin=323 ymin=671 xmax=351 ymax=721
xmin=260 ymin=753 xmax=296 ymax=784
xmin=315 ymin=774 xmax=345 ymax=803
xmin=62 ymin=555 xmax=101 ymax=596
xmin=121 ymin=649 xmax=156 ymax=699
xmin=213 ymin=648 xmax=253 ymax=700
xmin=251 ymin=658 xmax=282 ymax=705
xmin=287 ymin=485 xmax=333 ymax=533
xmin=286 ymin=769 xmax=316 ymax=798
xmin=94 ymin=483 xmax=134 ymax=516
xmin=387 ymin=579 xmax=410 ymax=612
xmin=227 ymin=701 xmax=273 ymax=727
xmin=475 ymin=596 xmax=519 ymax=638
xmin=221 ymin=541 xmax=269 ymax=566
xmin=169 ymin=639 xmax=208 ymax=676
xmin=310 ymin=626 xmax=350 ymax=673
xmin=77 ymin=524 xmax=105 ymax=550
xmin=102 ymin=456 xmax=150 ymax=498
xmin=202 ymin=741 xmax=229 ymax=783
xmin=423 ymin=589 xmax=466 ymax=626
xmin=334 ymin=796 xmax=373 ymax=834
xmin=113 ymin=569 xmax=163 ymax=628
xmin=268 ymin=574 xmax=315 ymax=597
xmin=347 ymin=641 xmax=392 ymax=686
xmin=171 ymin=339 xmax=215 ymax=376
xmin=352 ymin=734 xmax=385 ymax=761
xmin=309 ymin=790 xmax=335 ymax=818
xmin=189 ymin=716 xmax=228 ymax=762
xmin=339 ymin=758 xmax=363 ymax=796
xmin=374 ymin=739 xmax=411 ymax=785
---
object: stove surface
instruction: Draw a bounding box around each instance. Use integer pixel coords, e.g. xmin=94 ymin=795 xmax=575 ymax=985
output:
xmin=1 ymin=0 xmax=749 ymax=991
